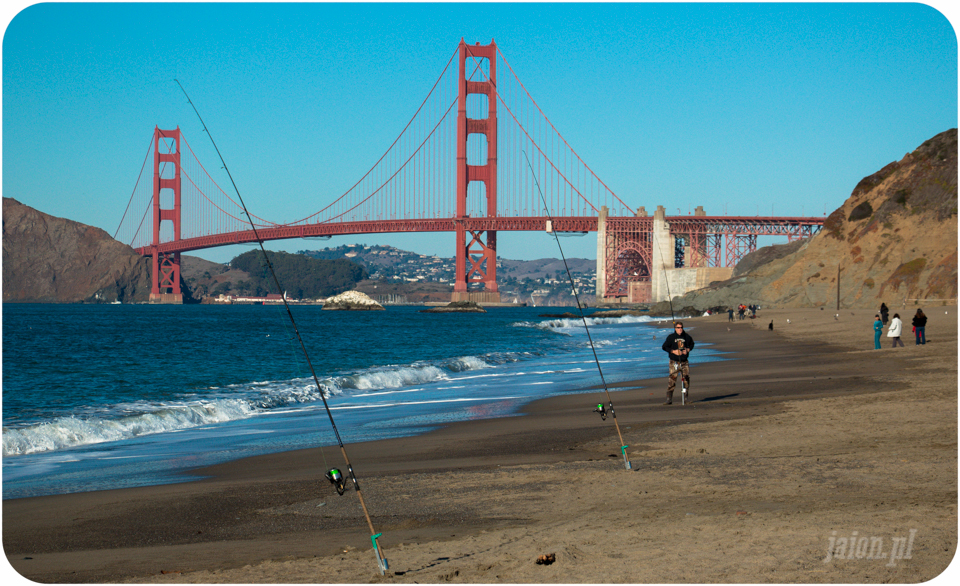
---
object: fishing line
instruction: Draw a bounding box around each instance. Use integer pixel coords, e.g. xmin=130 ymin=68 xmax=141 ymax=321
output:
xmin=523 ymin=150 xmax=632 ymax=471
xmin=652 ymin=228 xmax=677 ymax=323
xmin=652 ymin=219 xmax=690 ymax=405
xmin=175 ymin=80 xmax=389 ymax=575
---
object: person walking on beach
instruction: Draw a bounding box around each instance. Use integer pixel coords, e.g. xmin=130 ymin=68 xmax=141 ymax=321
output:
xmin=912 ymin=309 xmax=927 ymax=345
xmin=662 ymin=321 xmax=695 ymax=405
xmin=887 ymin=313 xmax=905 ymax=347
xmin=873 ymin=315 xmax=883 ymax=349
xmin=880 ymin=303 xmax=889 ymax=325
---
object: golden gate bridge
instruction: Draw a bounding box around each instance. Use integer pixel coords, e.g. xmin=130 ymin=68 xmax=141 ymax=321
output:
xmin=115 ymin=39 xmax=823 ymax=304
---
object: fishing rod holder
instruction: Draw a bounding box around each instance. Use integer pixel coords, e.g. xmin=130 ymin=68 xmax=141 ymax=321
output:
xmin=622 ymin=445 xmax=632 ymax=471
xmin=371 ymin=533 xmax=389 ymax=575
xmin=326 ymin=468 xmax=346 ymax=495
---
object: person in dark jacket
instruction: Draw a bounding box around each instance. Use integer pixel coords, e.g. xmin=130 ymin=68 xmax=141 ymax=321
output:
xmin=912 ymin=309 xmax=927 ymax=345
xmin=661 ymin=321 xmax=695 ymax=405
xmin=880 ymin=303 xmax=889 ymax=325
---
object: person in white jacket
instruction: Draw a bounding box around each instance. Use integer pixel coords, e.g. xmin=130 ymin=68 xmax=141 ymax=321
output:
xmin=887 ymin=313 xmax=905 ymax=347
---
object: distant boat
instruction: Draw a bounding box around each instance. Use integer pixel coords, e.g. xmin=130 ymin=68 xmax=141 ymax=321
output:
xmin=110 ymin=301 xmax=121 ymax=305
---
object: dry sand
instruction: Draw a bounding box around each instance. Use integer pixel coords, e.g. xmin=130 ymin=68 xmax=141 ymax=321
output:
xmin=3 ymin=306 xmax=957 ymax=583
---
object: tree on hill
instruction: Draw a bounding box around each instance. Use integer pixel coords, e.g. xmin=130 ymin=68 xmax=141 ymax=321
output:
xmin=230 ymin=251 xmax=367 ymax=299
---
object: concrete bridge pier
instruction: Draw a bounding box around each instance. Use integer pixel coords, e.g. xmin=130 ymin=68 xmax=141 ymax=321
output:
xmin=650 ymin=205 xmax=673 ymax=303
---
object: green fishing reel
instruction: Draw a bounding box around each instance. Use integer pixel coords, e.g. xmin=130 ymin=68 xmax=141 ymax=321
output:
xmin=326 ymin=468 xmax=346 ymax=495
xmin=593 ymin=403 xmax=607 ymax=420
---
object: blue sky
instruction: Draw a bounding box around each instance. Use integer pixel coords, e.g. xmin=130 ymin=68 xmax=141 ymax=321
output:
xmin=3 ymin=2 xmax=957 ymax=264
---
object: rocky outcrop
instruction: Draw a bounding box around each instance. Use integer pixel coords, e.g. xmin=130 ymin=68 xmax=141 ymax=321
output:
xmin=419 ymin=301 xmax=487 ymax=313
xmin=590 ymin=309 xmax=647 ymax=318
xmin=321 ymin=290 xmax=385 ymax=310
xmin=668 ymin=129 xmax=958 ymax=310
xmin=2 ymin=198 xmax=153 ymax=303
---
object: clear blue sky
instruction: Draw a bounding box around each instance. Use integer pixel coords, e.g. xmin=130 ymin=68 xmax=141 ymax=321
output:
xmin=3 ymin=2 xmax=957 ymax=264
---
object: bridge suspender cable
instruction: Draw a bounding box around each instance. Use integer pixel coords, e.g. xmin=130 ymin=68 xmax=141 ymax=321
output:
xmin=523 ymin=151 xmax=632 ymax=471
xmin=174 ymin=80 xmax=389 ymax=576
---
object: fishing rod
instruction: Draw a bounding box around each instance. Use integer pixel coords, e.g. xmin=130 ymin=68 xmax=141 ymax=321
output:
xmin=523 ymin=151 xmax=631 ymax=471
xmin=174 ymin=80 xmax=389 ymax=575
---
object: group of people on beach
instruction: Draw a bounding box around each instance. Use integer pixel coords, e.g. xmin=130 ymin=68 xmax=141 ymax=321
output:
xmin=728 ymin=304 xmax=758 ymax=321
xmin=874 ymin=303 xmax=928 ymax=349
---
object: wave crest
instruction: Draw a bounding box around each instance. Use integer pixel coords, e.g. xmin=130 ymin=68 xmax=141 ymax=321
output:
xmin=2 ymin=354 xmax=500 ymax=457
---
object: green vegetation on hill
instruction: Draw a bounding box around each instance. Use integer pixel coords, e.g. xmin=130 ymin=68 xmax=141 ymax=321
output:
xmin=230 ymin=250 xmax=367 ymax=299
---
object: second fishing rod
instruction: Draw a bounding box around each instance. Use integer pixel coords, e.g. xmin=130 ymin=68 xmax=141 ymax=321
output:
xmin=523 ymin=151 xmax=632 ymax=471
xmin=175 ymin=80 xmax=389 ymax=575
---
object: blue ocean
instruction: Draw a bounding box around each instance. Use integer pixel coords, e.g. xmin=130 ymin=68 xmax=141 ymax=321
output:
xmin=2 ymin=303 xmax=716 ymax=499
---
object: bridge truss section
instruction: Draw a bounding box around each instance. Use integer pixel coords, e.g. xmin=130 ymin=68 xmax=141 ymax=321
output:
xmin=602 ymin=217 xmax=654 ymax=299
xmin=667 ymin=217 xmax=823 ymax=268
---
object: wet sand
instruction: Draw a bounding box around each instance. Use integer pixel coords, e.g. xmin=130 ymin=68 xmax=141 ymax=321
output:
xmin=3 ymin=306 xmax=957 ymax=583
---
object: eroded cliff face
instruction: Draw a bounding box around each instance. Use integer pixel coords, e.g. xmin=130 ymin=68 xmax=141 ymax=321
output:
xmin=2 ymin=198 xmax=152 ymax=303
xmin=670 ymin=129 xmax=958 ymax=309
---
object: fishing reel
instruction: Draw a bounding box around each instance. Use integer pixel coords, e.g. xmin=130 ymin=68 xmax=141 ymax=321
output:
xmin=326 ymin=468 xmax=346 ymax=495
xmin=593 ymin=403 xmax=607 ymax=421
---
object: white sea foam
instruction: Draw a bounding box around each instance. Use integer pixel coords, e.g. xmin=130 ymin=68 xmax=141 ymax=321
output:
xmin=2 ymin=352 xmax=501 ymax=457
xmin=1 ymin=398 xmax=258 ymax=456
xmin=514 ymin=314 xmax=656 ymax=334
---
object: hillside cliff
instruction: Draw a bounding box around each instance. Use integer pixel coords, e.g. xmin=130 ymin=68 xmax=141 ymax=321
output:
xmin=668 ymin=129 xmax=958 ymax=310
xmin=2 ymin=198 xmax=152 ymax=303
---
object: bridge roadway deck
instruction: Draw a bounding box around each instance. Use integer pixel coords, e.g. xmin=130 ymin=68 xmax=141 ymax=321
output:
xmin=136 ymin=216 xmax=823 ymax=256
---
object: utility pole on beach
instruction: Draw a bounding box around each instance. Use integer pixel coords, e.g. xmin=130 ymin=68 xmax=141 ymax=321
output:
xmin=837 ymin=265 xmax=841 ymax=310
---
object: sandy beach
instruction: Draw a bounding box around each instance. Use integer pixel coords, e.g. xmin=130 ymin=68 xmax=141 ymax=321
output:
xmin=4 ymin=305 xmax=957 ymax=583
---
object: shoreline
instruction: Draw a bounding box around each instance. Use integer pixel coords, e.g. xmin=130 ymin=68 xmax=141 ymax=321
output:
xmin=4 ymin=307 xmax=956 ymax=582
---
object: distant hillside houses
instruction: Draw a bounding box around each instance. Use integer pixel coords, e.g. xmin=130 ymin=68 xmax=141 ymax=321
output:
xmin=294 ymin=242 xmax=599 ymax=305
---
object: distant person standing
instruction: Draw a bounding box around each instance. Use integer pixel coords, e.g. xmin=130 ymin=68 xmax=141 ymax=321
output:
xmin=873 ymin=315 xmax=883 ymax=349
xmin=728 ymin=308 xmax=734 ymax=322
xmin=662 ymin=321 xmax=695 ymax=405
xmin=912 ymin=309 xmax=927 ymax=345
xmin=887 ymin=313 xmax=904 ymax=347
xmin=880 ymin=303 xmax=889 ymax=325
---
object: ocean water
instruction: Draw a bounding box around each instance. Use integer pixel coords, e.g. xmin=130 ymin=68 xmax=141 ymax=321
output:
xmin=2 ymin=303 xmax=718 ymax=499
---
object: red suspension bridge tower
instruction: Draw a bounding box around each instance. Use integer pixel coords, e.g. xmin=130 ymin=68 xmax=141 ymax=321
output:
xmin=150 ymin=126 xmax=183 ymax=304
xmin=453 ymin=39 xmax=500 ymax=303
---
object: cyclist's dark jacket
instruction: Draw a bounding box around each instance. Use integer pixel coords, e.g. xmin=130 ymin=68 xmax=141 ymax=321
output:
xmin=662 ymin=331 xmax=695 ymax=363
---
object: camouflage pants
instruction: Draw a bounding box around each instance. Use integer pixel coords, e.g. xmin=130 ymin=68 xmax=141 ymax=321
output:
xmin=666 ymin=361 xmax=690 ymax=401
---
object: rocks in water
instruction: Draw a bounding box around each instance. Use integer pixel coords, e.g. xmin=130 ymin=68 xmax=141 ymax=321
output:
xmin=589 ymin=309 xmax=648 ymax=318
xmin=321 ymin=290 xmax=385 ymax=311
xmin=419 ymin=301 xmax=487 ymax=313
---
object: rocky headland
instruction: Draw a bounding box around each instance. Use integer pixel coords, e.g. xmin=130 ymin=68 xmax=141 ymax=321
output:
xmin=2 ymin=198 xmax=153 ymax=303
xmin=661 ymin=129 xmax=958 ymax=311
xmin=321 ymin=290 xmax=385 ymax=310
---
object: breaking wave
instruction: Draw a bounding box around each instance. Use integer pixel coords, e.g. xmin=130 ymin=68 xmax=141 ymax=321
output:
xmin=515 ymin=313 xmax=657 ymax=333
xmin=2 ymin=352 xmax=507 ymax=457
